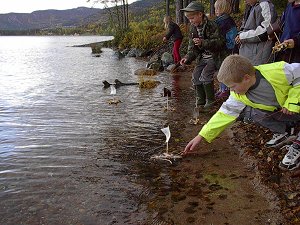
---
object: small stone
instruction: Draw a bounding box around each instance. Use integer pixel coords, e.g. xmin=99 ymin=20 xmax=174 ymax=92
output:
xmin=184 ymin=206 xmax=197 ymax=214
xmin=186 ymin=217 xmax=196 ymax=223
xmin=218 ymin=194 xmax=227 ymax=200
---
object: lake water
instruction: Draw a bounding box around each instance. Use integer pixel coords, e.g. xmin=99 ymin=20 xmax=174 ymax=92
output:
xmin=0 ymin=36 xmax=175 ymax=224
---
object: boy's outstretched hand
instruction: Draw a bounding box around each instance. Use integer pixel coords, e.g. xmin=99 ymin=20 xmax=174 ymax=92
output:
xmin=182 ymin=135 xmax=202 ymax=155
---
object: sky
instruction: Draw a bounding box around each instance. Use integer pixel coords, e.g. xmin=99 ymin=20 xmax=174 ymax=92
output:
xmin=0 ymin=0 xmax=138 ymax=14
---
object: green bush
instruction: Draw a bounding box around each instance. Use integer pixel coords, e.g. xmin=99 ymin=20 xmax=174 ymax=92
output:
xmin=106 ymin=0 xmax=290 ymax=55
xmin=115 ymin=22 xmax=165 ymax=50
xmin=91 ymin=44 xmax=103 ymax=54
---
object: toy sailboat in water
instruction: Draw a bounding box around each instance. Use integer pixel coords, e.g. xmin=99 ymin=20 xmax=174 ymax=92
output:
xmin=107 ymin=85 xmax=121 ymax=104
xmin=150 ymin=126 xmax=182 ymax=164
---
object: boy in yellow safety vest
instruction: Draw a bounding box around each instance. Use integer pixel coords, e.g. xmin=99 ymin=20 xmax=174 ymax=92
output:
xmin=183 ymin=54 xmax=300 ymax=171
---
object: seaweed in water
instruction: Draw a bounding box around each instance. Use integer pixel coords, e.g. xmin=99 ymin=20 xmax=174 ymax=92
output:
xmin=139 ymin=76 xmax=159 ymax=89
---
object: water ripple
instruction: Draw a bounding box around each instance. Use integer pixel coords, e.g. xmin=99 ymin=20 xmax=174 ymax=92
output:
xmin=0 ymin=36 xmax=172 ymax=224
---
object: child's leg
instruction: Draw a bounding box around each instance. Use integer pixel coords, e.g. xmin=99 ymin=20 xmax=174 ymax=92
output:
xmin=246 ymin=107 xmax=300 ymax=134
xmin=173 ymin=39 xmax=182 ymax=64
xmin=242 ymin=107 xmax=300 ymax=170
xmin=241 ymin=107 xmax=300 ymax=147
xmin=195 ymin=84 xmax=205 ymax=107
xmin=192 ymin=62 xmax=207 ymax=107
xmin=199 ymin=58 xmax=216 ymax=108
xmin=203 ymin=82 xmax=215 ymax=108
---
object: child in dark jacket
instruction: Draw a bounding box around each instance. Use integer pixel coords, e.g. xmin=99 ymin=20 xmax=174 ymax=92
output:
xmin=214 ymin=0 xmax=238 ymax=99
xmin=275 ymin=0 xmax=300 ymax=63
xmin=163 ymin=16 xmax=183 ymax=64
xmin=180 ymin=1 xmax=227 ymax=110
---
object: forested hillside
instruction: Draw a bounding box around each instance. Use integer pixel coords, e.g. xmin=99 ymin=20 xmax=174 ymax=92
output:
xmin=0 ymin=0 xmax=288 ymax=39
xmin=0 ymin=0 xmax=161 ymax=33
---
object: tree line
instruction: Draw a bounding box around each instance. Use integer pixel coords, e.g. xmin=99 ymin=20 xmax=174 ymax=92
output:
xmin=89 ymin=0 xmax=287 ymax=35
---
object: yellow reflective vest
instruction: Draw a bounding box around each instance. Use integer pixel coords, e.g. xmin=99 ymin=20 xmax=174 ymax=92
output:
xmin=199 ymin=61 xmax=300 ymax=143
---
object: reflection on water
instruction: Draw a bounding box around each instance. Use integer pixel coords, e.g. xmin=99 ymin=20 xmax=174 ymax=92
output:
xmin=0 ymin=36 xmax=173 ymax=224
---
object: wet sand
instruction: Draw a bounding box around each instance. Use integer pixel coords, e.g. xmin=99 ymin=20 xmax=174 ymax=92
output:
xmin=146 ymin=69 xmax=286 ymax=225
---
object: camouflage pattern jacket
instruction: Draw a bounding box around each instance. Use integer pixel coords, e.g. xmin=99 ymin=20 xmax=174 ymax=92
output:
xmin=185 ymin=16 xmax=227 ymax=69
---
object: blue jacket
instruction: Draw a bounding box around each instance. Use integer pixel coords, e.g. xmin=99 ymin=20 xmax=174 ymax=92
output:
xmin=279 ymin=1 xmax=300 ymax=63
xmin=215 ymin=13 xmax=238 ymax=54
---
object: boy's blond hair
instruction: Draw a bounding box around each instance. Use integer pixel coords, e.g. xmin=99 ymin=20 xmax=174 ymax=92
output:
xmin=214 ymin=0 xmax=232 ymax=15
xmin=217 ymin=54 xmax=256 ymax=84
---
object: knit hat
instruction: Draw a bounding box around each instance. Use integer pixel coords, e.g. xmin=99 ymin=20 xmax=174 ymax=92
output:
xmin=180 ymin=1 xmax=205 ymax=12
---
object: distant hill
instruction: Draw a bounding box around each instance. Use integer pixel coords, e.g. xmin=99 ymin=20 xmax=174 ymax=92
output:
xmin=0 ymin=0 xmax=162 ymax=31
xmin=0 ymin=7 xmax=102 ymax=30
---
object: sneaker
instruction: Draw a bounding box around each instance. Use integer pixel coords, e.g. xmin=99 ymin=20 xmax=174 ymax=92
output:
xmin=279 ymin=142 xmax=300 ymax=170
xmin=265 ymin=132 xmax=296 ymax=148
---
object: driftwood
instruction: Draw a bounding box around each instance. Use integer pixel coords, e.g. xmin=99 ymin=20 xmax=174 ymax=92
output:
xmin=102 ymin=79 xmax=139 ymax=88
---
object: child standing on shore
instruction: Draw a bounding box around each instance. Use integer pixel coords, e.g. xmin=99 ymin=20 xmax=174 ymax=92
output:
xmin=180 ymin=1 xmax=227 ymax=110
xmin=214 ymin=0 xmax=238 ymax=99
xmin=163 ymin=16 xmax=183 ymax=64
xmin=235 ymin=0 xmax=277 ymax=65
xmin=183 ymin=54 xmax=300 ymax=171
xmin=275 ymin=0 xmax=300 ymax=63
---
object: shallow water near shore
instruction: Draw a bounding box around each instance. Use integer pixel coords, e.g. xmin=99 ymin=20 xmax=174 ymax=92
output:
xmin=0 ymin=36 xmax=283 ymax=225
xmin=0 ymin=36 xmax=174 ymax=224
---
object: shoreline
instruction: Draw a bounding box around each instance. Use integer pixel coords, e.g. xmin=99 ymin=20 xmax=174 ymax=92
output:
xmin=144 ymin=68 xmax=299 ymax=224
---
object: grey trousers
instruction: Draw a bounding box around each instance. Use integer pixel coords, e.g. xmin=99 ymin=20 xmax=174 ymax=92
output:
xmin=241 ymin=106 xmax=300 ymax=135
xmin=192 ymin=58 xmax=217 ymax=85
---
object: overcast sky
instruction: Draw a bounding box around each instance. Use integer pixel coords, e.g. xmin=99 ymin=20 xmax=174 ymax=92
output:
xmin=0 ymin=0 xmax=138 ymax=14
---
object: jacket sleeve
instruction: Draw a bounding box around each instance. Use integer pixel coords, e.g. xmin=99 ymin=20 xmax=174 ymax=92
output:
xmin=226 ymin=27 xmax=238 ymax=50
xmin=283 ymin=63 xmax=300 ymax=113
xmin=184 ymin=27 xmax=203 ymax=63
xmin=240 ymin=4 xmax=252 ymax=31
xmin=165 ymin=23 xmax=175 ymax=40
xmin=239 ymin=1 xmax=274 ymax=43
xmin=199 ymin=95 xmax=246 ymax=143
xmin=201 ymin=21 xmax=226 ymax=52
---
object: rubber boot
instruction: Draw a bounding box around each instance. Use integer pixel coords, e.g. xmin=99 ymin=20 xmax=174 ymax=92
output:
xmin=194 ymin=84 xmax=206 ymax=107
xmin=203 ymin=82 xmax=215 ymax=109
xmin=191 ymin=85 xmax=206 ymax=122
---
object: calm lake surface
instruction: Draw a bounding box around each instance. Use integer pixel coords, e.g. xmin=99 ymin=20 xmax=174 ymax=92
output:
xmin=0 ymin=36 xmax=174 ymax=224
